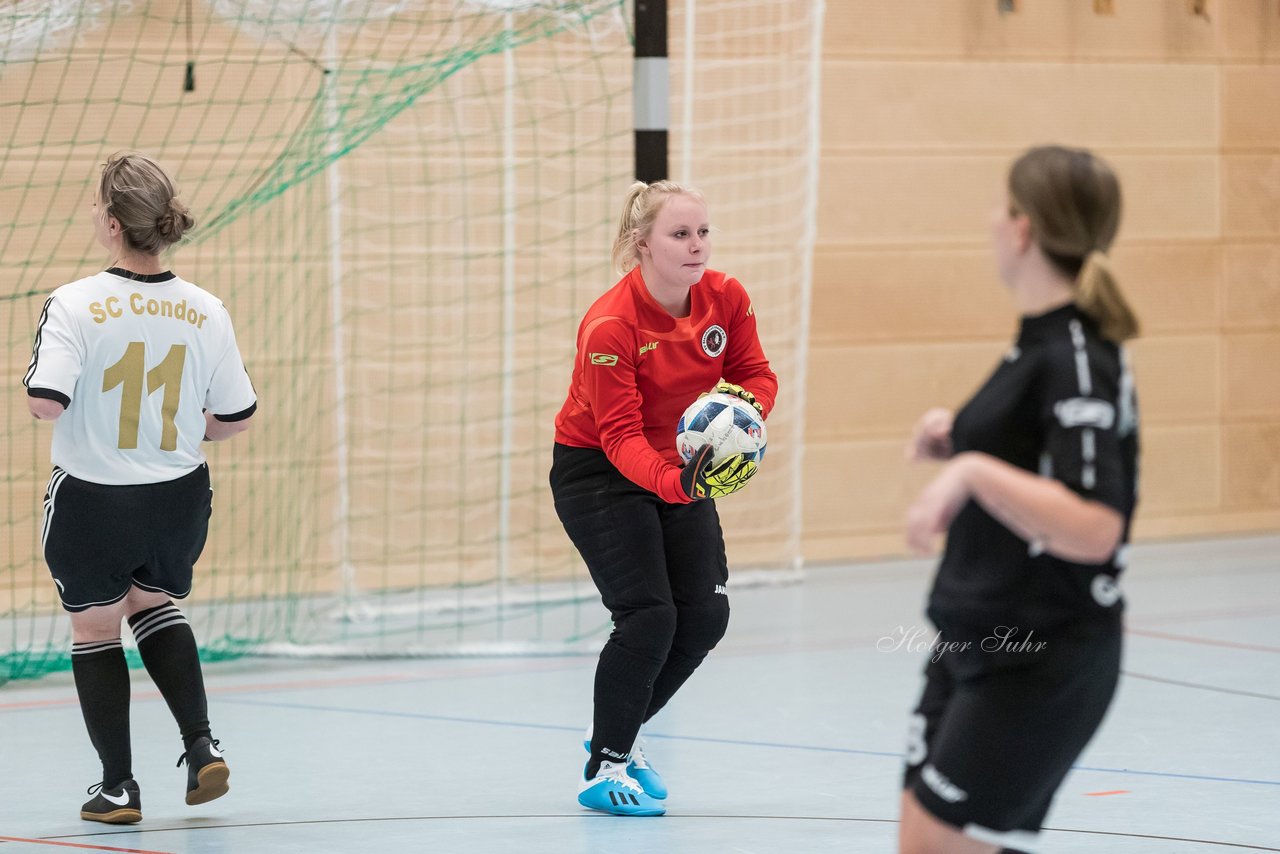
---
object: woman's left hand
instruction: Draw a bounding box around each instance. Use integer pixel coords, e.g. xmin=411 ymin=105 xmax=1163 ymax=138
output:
xmin=905 ymin=455 xmax=974 ymax=555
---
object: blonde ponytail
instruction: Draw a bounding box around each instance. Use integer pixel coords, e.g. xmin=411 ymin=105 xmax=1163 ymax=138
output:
xmin=609 ymin=179 xmax=704 ymax=274
xmin=1077 ymin=250 xmax=1139 ymax=342
xmin=611 ymin=181 xmax=650 ymax=273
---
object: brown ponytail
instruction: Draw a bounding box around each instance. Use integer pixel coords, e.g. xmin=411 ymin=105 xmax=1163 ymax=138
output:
xmin=1077 ymin=250 xmax=1139 ymax=342
xmin=1009 ymin=146 xmax=1140 ymax=342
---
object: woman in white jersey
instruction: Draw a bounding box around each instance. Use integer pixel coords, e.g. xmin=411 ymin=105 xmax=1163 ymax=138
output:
xmin=23 ymin=152 xmax=257 ymax=824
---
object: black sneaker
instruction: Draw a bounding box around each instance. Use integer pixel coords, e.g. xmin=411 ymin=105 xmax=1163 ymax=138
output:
xmin=178 ymin=737 xmax=230 ymax=806
xmin=80 ymin=779 xmax=141 ymax=824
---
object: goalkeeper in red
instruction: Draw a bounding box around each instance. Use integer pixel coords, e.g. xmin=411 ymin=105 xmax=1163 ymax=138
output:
xmin=551 ymin=180 xmax=778 ymax=816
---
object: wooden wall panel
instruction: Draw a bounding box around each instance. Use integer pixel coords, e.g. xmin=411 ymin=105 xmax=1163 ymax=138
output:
xmin=1127 ymin=336 xmax=1220 ymax=424
xmin=1219 ymin=1 xmax=1280 ymax=59
xmin=804 ymin=437 xmax=932 ymax=536
xmin=811 ymin=242 xmax=1225 ymax=349
xmin=817 ymin=156 xmax=1004 ymax=245
xmin=1223 ymin=156 xmax=1280 ymax=238
xmin=1223 ymin=246 xmax=1280 ymax=329
xmin=1222 ymin=66 xmax=1280 ymax=148
xmin=807 ymin=343 xmax=998 ymax=440
xmin=1223 ymin=423 xmax=1280 ymax=510
xmin=811 ymin=249 xmax=1011 ymax=344
xmin=1116 ymin=244 xmax=1221 ymax=335
xmin=811 ymin=0 xmax=1280 ymax=560
xmin=822 ymin=0 xmax=1222 ymax=61
xmin=1139 ymin=426 xmax=1222 ymax=515
xmin=1112 ymin=156 xmax=1220 ymax=240
xmin=1223 ymin=334 xmax=1280 ymax=417
xmin=823 ymin=63 xmax=1216 ymax=150
xmin=817 ymin=154 xmax=1220 ymax=246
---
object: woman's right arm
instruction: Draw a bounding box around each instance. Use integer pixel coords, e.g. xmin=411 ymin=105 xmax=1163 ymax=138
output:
xmin=579 ymin=320 xmax=689 ymax=503
xmin=24 ymin=293 xmax=81 ymax=422
xmin=204 ymin=410 xmax=253 ymax=441
xmin=28 ymin=397 xmax=66 ymax=420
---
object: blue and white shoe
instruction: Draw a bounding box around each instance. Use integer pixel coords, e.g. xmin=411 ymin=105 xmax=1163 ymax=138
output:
xmin=625 ymin=742 xmax=667 ymax=800
xmin=578 ymin=760 xmax=665 ymax=816
xmin=583 ymin=731 xmax=668 ymax=800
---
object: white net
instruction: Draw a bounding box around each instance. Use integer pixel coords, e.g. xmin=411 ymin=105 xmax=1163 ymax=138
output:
xmin=0 ymin=0 xmax=822 ymax=678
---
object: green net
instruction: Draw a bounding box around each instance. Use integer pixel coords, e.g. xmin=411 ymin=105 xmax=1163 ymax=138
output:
xmin=1 ymin=0 xmax=820 ymax=683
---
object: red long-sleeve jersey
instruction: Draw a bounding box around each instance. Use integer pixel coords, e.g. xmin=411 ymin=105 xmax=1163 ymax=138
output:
xmin=554 ymin=267 xmax=779 ymax=504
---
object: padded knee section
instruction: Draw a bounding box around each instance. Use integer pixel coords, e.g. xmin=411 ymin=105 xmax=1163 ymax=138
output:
xmin=671 ymin=598 xmax=730 ymax=659
xmin=611 ymin=602 xmax=678 ymax=663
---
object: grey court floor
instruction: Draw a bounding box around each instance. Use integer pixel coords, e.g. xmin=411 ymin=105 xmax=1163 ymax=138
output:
xmin=1 ymin=535 xmax=1277 ymax=853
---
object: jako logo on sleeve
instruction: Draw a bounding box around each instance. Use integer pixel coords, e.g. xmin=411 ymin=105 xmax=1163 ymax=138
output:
xmin=589 ymin=353 xmax=619 ymax=366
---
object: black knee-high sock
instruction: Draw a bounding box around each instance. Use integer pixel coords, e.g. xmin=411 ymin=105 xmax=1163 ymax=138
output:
xmin=71 ymin=640 xmax=132 ymax=787
xmin=128 ymin=603 xmax=210 ymax=751
xmin=587 ymin=641 xmax=665 ymax=778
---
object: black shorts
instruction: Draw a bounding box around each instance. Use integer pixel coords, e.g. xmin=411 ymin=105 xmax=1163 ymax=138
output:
xmin=42 ymin=464 xmax=213 ymax=612
xmin=902 ymin=624 xmax=1121 ymax=851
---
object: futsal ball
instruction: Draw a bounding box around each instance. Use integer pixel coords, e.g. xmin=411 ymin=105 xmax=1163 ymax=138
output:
xmin=676 ymin=392 xmax=767 ymax=466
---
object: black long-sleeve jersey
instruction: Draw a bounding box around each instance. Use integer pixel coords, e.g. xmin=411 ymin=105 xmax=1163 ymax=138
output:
xmin=927 ymin=303 xmax=1139 ymax=640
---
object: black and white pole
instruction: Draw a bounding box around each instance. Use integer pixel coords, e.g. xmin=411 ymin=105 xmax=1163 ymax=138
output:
xmin=634 ymin=0 xmax=668 ymax=182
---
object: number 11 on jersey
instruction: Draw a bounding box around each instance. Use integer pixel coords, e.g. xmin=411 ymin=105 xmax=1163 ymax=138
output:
xmin=102 ymin=342 xmax=187 ymax=451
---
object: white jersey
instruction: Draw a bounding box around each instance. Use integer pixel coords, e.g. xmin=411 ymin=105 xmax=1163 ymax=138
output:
xmin=24 ymin=268 xmax=257 ymax=485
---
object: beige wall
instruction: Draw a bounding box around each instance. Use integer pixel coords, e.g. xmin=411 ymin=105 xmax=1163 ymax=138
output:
xmin=3 ymin=1 xmax=1277 ymax=618
xmin=807 ymin=0 xmax=1280 ymax=561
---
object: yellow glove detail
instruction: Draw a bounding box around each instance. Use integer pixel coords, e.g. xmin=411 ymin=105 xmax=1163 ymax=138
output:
xmin=702 ymin=453 xmax=759 ymax=498
xmin=680 ymin=446 xmax=759 ymax=501
xmin=703 ymin=381 xmax=763 ymax=416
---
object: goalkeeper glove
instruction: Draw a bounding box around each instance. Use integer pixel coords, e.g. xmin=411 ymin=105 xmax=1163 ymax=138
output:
xmin=679 ymin=444 xmax=760 ymax=501
xmin=704 ymin=381 xmax=764 ymax=416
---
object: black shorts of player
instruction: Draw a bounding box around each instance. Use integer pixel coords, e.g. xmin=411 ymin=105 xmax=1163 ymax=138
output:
xmin=42 ymin=464 xmax=213 ymax=613
xmin=549 ymin=443 xmax=728 ymax=622
xmin=902 ymin=621 xmax=1121 ymax=852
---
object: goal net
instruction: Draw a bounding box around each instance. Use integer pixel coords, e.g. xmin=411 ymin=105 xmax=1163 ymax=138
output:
xmin=0 ymin=0 xmax=822 ymax=681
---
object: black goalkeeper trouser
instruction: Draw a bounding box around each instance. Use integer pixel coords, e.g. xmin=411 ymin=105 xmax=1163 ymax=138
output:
xmin=550 ymin=443 xmax=730 ymax=775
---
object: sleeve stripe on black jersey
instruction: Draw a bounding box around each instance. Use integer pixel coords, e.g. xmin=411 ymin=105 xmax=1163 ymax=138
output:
xmin=1117 ymin=347 xmax=1137 ymax=438
xmin=1081 ymin=429 xmax=1097 ymax=489
xmin=23 ymin=296 xmax=55 ymax=388
xmin=1068 ymin=320 xmax=1092 ymax=396
xmin=1038 ymin=451 xmax=1053 ymax=478
xmin=1067 ymin=319 xmax=1097 ymax=490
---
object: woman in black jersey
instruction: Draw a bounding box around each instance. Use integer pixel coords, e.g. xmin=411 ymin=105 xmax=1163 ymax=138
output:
xmin=898 ymin=146 xmax=1140 ymax=854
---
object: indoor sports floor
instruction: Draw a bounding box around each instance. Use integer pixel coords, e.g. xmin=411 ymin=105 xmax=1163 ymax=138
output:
xmin=1 ymin=534 xmax=1277 ymax=853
